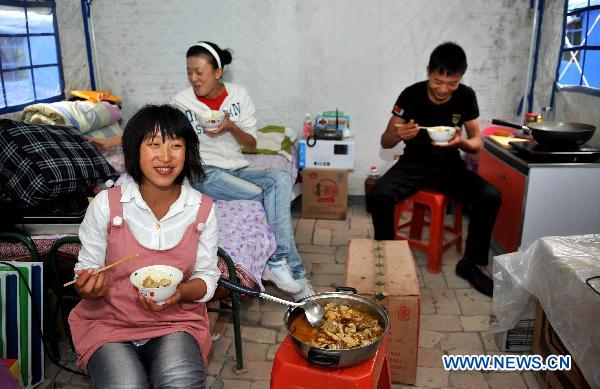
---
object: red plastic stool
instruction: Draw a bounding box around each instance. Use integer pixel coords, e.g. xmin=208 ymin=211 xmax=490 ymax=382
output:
xmin=271 ymin=335 xmax=391 ymax=389
xmin=393 ymin=189 xmax=462 ymax=274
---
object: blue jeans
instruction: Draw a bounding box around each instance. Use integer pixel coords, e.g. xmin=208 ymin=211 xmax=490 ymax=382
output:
xmin=87 ymin=331 xmax=205 ymax=389
xmin=195 ymin=166 xmax=306 ymax=280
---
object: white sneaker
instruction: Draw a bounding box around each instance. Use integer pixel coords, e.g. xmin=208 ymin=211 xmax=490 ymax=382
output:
xmin=292 ymin=278 xmax=315 ymax=302
xmin=262 ymin=262 xmax=302 ymax=293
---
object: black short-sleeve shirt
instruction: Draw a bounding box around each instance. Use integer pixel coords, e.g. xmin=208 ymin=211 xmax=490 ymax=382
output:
xmin=392 ymin=81 xmax=479 ymax=166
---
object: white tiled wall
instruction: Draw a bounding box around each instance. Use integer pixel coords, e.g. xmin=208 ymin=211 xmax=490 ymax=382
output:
xmin=85 ymin=0 xmax=534 ymax=194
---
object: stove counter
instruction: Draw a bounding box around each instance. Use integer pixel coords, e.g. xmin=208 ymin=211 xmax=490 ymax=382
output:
xmin=482 ymin=138 xmax=530 ymax=174
xmin=483 ymin=138 xmax=600 ymax=174
xmin=480 ymin=138 xmax=600 ymax=253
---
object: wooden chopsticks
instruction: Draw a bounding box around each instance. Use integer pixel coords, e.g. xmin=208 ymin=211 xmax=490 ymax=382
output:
xmin=63 ymin=254 xmax=140 ymax=287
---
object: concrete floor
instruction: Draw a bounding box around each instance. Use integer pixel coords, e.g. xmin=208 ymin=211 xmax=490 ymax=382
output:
xmin=41 ymin=204 xmax=542 ymax=389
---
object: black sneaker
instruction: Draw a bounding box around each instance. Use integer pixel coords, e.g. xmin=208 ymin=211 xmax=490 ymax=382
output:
xmin=455 ymin=259 xmax=493 ymax=297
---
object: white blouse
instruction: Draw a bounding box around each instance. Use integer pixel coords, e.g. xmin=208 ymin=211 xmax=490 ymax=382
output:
xmin=75 ymin=179 xmax=220 ymax=302
xmin=171 ymin=82 xmax=258 ymax=170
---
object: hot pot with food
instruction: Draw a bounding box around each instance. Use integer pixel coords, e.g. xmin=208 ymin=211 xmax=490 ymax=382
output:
xmin=217 ymin=279 xmax=389 ymax=368
xmin=284 ymin=287 xmax=389 ymax=367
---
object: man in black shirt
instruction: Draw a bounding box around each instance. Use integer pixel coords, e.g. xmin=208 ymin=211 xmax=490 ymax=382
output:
xmin=367 ymin=42 xmax=501 ymax=297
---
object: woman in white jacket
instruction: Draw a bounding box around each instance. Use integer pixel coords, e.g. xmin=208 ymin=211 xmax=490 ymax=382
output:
xmin=171 ymin=41 xmax=313 ymax=301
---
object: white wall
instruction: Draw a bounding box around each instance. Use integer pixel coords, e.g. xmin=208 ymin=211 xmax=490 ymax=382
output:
xmin=533 ymin=0 xmax=600 ymax=146
xmin=90 ymin=1 xmax=534 ymax=194
xmin=4 ymin=1 xmax=534 ymax=194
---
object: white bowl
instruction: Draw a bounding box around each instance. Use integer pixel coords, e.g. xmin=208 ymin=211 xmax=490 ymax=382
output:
xmin=426 ymin=126 xmax=456 ymax=145
xmin=130 ymin=265 xmax=183 ymax=305
xmin=197 ymin=110 xmax=225 ymax=129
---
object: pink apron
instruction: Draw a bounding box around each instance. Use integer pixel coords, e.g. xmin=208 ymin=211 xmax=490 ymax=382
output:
xmin=69 ymin=186 xmax=214 ymax=372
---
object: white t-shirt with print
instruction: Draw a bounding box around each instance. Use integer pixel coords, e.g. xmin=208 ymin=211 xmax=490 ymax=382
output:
xmin=171 ymin=82 xmax=258 ymax=170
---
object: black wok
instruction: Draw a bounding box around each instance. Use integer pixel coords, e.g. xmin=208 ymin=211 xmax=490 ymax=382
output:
xmin=491 ymin=119 xmax=596 ymax=148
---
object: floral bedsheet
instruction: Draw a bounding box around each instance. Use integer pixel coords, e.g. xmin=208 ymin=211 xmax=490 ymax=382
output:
xmin=214 ymin=199 xmax=275 ymax=289
xmin=216 ymin=146 xmax=298 ymax=289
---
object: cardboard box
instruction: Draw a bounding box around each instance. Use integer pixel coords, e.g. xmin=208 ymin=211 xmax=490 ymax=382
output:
xmin=532 ymin=302 xmax=590 ymax=389
xmin=301 ymin=168 xmax=348 ymax=220
xmin=345 ymin=239 xmax=420 ymax=384
xmin=298 ymin=138 xmax=355 ymax=169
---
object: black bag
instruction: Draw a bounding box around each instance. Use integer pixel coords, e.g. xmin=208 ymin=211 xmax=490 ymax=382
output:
xmin=0 ymin=119 xmax=118 ymax=208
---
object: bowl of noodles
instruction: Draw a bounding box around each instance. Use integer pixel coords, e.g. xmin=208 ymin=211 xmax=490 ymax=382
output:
xmin=426 ymin=126 xmax=456 ymax=145
xmin=130 ymin=265 xmax=183 ymax=305
xmin=197 ymin=110 xmax=225 ymax=130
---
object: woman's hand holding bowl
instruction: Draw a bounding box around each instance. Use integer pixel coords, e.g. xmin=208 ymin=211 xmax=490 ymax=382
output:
xmin=204 ymin=112 xmax=232 ymax=136
xmin=135 ymin=287 xmax=182 ymax=312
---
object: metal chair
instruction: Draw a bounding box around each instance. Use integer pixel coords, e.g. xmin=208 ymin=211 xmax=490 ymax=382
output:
xmin=47 ymin=237 xmax=245 ymax=369
xmin=214 ymin=247 xmax=244 ymax=370
xmin=0 ymin=231 xmax=41 ymax=262
xmin=47 ymin=235 xmax=81 ymax=357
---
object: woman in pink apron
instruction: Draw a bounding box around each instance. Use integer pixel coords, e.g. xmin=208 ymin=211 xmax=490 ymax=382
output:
xmin=69 ymin=104 xmax=219 ymax=388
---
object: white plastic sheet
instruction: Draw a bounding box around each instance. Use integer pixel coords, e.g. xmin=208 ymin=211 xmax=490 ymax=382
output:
xmin=492 ymin=234 xmax=600 ymax=388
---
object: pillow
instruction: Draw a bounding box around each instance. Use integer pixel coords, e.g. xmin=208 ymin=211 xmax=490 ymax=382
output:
xmin=0 ymin=119 xmax=118 ymax=208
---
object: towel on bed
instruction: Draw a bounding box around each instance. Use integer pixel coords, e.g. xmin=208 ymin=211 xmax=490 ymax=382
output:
xmin=242 ymin=125 xmax=297 ymax=161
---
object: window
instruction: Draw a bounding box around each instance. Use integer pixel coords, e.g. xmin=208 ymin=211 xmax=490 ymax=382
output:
xmin=0 ymin=1 xmax=64 ymax=114
xmin=562 ymin=15 xmax=583 ymax=63
xmin=557 ymin=0 xmax=600 ymax=90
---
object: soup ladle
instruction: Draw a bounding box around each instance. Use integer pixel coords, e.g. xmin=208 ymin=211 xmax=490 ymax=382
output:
xmin=217 ymin=278 xmax=324 ymax=327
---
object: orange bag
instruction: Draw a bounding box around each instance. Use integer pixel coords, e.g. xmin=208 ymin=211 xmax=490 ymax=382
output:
xmin=70 ymin=90 xmax=122 ymax=103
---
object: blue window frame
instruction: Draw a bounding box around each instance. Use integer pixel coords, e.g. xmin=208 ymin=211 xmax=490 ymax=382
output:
xmin=557 ymin=0 xmax=600 ymax=92
xmin=0 ymin=0 xmax=64 ymax=114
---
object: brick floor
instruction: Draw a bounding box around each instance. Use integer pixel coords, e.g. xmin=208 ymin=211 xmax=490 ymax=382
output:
xmin=44 ymin=205 xmax=543 ymax=388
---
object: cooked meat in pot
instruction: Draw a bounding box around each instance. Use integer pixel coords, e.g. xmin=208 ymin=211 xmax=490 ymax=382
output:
xmin=289 ymin=302 xmax=384 ymax=349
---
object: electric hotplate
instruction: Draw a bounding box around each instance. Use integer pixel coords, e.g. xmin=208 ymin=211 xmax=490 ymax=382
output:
xmin=509 ymin=141 xmax=600 ymax=163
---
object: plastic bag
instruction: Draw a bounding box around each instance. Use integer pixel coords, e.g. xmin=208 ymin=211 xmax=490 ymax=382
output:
xmin=492 ymin=234 xmax=600 ymax=388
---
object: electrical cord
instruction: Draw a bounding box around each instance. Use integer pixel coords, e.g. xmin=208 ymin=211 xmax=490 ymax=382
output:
xmin=0 ymin=261 xmax=87 ymax=377
xmin=586 ymin=276 xmax=600 ymax=295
